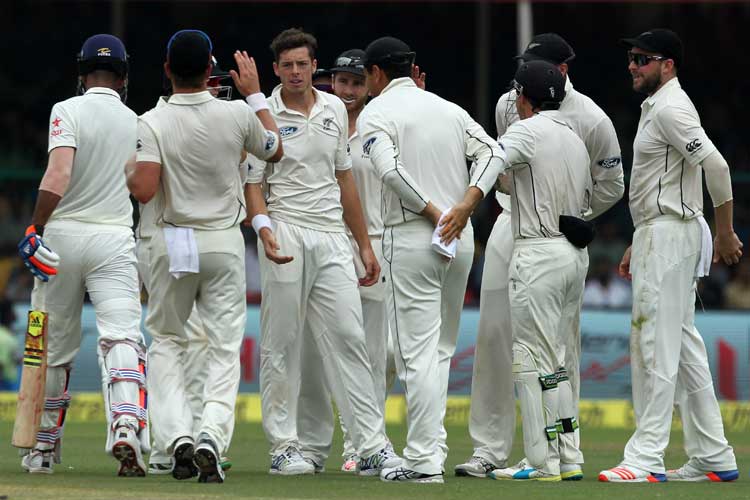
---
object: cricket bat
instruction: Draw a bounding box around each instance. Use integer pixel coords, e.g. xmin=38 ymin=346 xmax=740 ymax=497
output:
xmin=11 ymin=309 xmax=48 ymax=448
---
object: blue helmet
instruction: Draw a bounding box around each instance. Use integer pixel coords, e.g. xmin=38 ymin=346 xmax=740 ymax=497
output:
xmin=78 ymin=34 xmax=129 ymax=78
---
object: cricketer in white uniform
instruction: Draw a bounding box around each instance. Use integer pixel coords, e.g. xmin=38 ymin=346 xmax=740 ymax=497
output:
xmin=484 ymin=60 xmax=591 ymax=482
xmin=128 ymin=30 xmax=282 ymax=483
xmin=600 ymin=29 xmax=741 ymax=484
xmin=457 ymin=33 xmax=623 ymax=480
xmin=357 ymin=36 xmax=505 ymax=483
xmin=17 ymin=34 xmax=148 ymax=477
xmin=244 ymin=28 xmax=399 ymax=477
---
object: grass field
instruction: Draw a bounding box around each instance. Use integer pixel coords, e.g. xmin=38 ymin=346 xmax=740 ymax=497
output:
xmin=1 ymin=421 xmax=748 ymax=499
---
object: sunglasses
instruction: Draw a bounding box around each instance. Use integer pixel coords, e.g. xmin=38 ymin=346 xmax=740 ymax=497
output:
xmin=335 ymin=56 xmax=364 ymax=69
xmin=627 ymin=52 xmax=667 ymax=67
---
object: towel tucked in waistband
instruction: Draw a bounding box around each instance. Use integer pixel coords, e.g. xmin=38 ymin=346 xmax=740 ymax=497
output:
xmin=163 ymin=226 xmax=199 ymax=279
xmin=695 ymin=216 xmax=713 ymax=278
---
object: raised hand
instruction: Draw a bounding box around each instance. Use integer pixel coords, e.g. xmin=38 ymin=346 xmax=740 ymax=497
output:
xmin=230 ymin=50 xmax=261 ymax=97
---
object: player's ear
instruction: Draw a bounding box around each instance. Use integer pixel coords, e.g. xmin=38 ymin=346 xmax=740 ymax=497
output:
xmin=164 ymin=62 xmax=171 ymax=79
xmin=272 ymin=61 xmax=280 ymax=78
xmin=311 ymin=58 xmax=318 ymax=74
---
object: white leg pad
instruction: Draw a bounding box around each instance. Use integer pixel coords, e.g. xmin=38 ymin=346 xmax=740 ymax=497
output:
xmin=35 ymin=365 xmax=71 ymax=463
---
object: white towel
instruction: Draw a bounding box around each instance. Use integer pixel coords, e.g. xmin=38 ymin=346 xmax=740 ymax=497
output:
xmin=695 ymin=216 xmax=713 ymax=278
xmin=431 ymin=211 xmax=458 ymax=260
xmin=163 ymin=226 xmax=199 ymax=279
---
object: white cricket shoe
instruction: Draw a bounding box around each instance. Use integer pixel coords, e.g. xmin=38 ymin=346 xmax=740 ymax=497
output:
xmin=304 ymin=457 xmax=325 ymax=473
xmin=561 ymin=462 xmax=583 ymax=481
xmin=666 ymin=462 xmax=739 ymax=482
xmin=489 ymin=459 xmax=560 ymax=482
xmin=195 ymin=434 xmax=225 ymax=483
xmin=341 ymin=454 xmax=359 ymax=472
xmin=21 ymin=449 xmax=53 ymax=474
xmin=270 ymin=445 xmax=315 ymax=475
xmin=380 ymin=466 xmax=444 ymax=484
xmin=358 ymin=445 xmax=402 ymax=476
xmin=112 ymin=426 xmax=146 ymax=477
xmin=454 ymin=456 xmax=498 ymax=478
xmin=148 ymin=461 xmax=173 ymax=475
xmin=598 ymin=464 xmax=666 ymax=483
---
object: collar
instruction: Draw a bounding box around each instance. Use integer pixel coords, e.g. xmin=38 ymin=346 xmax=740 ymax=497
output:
xmin=271 ymin=84 xmax=329 ymax=117
xmin=167 ymin=91 xmax=214 ymax=105
xmin=564 ymin=76 xmax=573 ymax=92
xmin=642 ymin=77 xmax=680 ymax=109
xmin=84 ymin=87 xmax=121 ymax=99
xmin=380 ymin=77 xmax=417 ymax=96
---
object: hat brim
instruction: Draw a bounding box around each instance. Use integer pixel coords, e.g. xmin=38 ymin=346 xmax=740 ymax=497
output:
xmin=514 ymin=52 xmax=575 ymax=64
xmin=331 ymin=66 xmax=365 ymax=76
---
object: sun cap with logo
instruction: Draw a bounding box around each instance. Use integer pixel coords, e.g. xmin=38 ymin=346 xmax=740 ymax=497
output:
xmin=620 ymin=28 xmax=683 ymax=68
xmin=331 ymin=49 xmax=366 ymax=76
xmin=516 ymin=33 xmax=575 ymax=65
xmin=513 ymin=60 xmax=566 ymax=107
xmin=363 ymin=36 xmax=415 ymax=67
xmin=167 ymin=29 xmax=213 ymax=78
xmin=78 ymin=34 xmax=129 ymax=77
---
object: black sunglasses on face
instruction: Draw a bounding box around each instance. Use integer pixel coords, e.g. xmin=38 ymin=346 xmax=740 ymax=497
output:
xmin=628 ymin=52 xmax=667 ymax=67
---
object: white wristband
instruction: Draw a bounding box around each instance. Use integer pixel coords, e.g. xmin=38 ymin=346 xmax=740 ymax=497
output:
xmin=246 ymin=93 xmax=269 ymax=112
xmin=251 ymin=214 xmax=272 ymax=235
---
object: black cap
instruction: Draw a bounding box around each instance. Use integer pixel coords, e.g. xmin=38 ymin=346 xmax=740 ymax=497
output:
xmin=78 ymin=34 xmax=128 ymax=77
xmin=514 ymin=60 xmax=566 ymax=106
xmin=620 ymin=29 xmax=683 ymax=68
xmin=517 ymin=33 xmax=575 ymax=64
xmin=167 ymin=29 xmax=212 ymax=78
xmin=331 ymin=49 xmax=366 ymax=76
xmin=363 ymin=36 xmax=415 ymax=67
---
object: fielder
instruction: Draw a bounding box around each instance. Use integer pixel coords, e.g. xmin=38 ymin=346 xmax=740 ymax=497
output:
xmin=599 ymin=28 xmax=740 ymax=483
xmin=17 ymin=34 xmax=148 ymax=476
xmin=245 ymin=28 xmax=399 ymax=477
xmin=457 ymin=33 xmax=623 ymax=480
xmin=357 ymin=36 xmax=504 ymax=483
xmin=128 ymin=30 xmax=282 ymax=483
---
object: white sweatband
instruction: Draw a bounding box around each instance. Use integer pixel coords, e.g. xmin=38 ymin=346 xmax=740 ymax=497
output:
xmin=246 ymin=93 xmax=269 ymax=112
xmin=702 ymin=150 xmax=733 ymax=207
xmin=251 ymin=214 xmax=272 ymax=235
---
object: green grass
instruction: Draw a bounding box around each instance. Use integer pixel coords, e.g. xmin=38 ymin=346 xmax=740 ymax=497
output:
xmin=0 ymin=421 xmax=748 ymax=499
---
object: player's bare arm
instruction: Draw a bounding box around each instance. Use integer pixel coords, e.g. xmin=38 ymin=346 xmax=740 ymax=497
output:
xmin=713 ymin=201 xmax=743 ymax=265
xmin=337 ymin=169 xmax=380 ymax=286
xmin=127 ymin=160 xmax=161 ymax=203
xmin=439 ymin=186 xmax=484 ymax=244
xmin=246 ymin=182 xmax=293 ymax=265
xmin=618 ymin=246 xmax=632 ymax=281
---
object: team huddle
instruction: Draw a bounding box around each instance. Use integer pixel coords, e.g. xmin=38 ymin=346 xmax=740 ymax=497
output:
xmin=13 ymin=25 xmax=743 ymax=485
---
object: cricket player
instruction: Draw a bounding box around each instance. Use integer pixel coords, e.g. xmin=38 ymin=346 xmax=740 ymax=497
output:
xmin=457 ymin=33 xmax=623 ymax=481
xmin=17 ymin=34 xmax=148 ymax=476
xmin=599 ymin=29 xmax=740 ymax=483
xmin=245 ymin=28 xmax=399 ymax=477
xmin=127 ymin=29 xmax=283 ymax=483
xmin=138 ymin=56 xmax=237 ymax=476
xmin=357 ymin=36 xmax=505 ymax=483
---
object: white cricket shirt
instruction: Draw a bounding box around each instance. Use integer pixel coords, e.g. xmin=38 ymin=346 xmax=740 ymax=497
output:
xmin=349 ymin=131 xmax=383 ymax=237
xmin=495 ymin=77 xmax=622 ymax=218
xmin=246 ymin=85 xmax=351 ymax=232
xmin=357 ymin=77 xmax=503 ymax=227
xmin=500 ymin=111 xmax=592 ymax=240
xmin=137 ymin=91 xmax=278 ymax=230
xmin=629 ymin=78 xmax=715 ymax=227
xmin=47 ymin=87 xmax=135 ymax=227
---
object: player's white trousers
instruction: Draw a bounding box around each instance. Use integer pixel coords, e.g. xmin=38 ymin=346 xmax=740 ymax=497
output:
xmin=623 ymin=216 xmax=736 ymax=473
xmin=259 ymin=220 xmax=387 ymax=459
xmin=31 ymin=220 xmax=145 ymax=453
xmin=383 ymin=218 xmax=473 ymax=475
xmin=146 ymin=226 xmax=245 ymax=455
xmin=297 ymin=235 xmax=389 ymax=464
xmin=468 ymin=211 xmax=515 ymax=466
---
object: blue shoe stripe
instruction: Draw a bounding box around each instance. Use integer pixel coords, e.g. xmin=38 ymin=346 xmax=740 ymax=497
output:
xmin=651 ymin=473 xmax=667 ymax=482
xmin=715 ymin=470 xmax=739 ymax=481
xmin=513 ymin=468 xmax=536 ymax=479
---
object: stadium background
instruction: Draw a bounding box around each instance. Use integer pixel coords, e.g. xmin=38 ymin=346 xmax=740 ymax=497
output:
xmin=1 ymin=0 xmax=750 ymax=428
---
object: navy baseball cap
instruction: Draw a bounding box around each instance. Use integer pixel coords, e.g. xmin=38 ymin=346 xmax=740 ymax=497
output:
xmin=517 ymin=33 xmax=575 ymax=64
xmin=363 ymin=37 xmax=415 ymax=67
xmin=78 ymin=34 xmax=128 ymax=77
xmin=331 ymin=49 xmax=366 ymax=76
xmin=620 ymin=29 xmax=683 ymax=68
xmin=167 ymin=29 xmax=213 ymax=78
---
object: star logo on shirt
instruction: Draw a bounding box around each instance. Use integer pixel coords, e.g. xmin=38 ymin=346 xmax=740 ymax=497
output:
xmin=52 ymin=117 xmax=62 ymax=128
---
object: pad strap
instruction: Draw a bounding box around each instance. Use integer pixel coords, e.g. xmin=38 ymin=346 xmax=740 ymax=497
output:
xmin=539 ymin=373 xmax=559 ymax=391
xmin=544 ymin=425 xmax=558 ymax=441
xmin=559 ymin=417 xmax=579 ymax=433
xmin=44 ymin=393 xmax=71 ymax=411
xmin=36 ymin=427 xmax=61 ymax=445
xmin=109 ymin=367 xmax=145 ymax=387
xmin=111 ymin=402 xmax=147 ymax=422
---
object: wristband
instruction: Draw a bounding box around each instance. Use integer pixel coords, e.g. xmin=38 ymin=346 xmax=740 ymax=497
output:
xmin=251 ymin=214 xmax=272 ymax=235
xmin=246 ymin=93 xmax=269 ymax=112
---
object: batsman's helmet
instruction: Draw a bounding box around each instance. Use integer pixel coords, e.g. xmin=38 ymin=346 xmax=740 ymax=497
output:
xmin=512 ymin=60 xmax=565 ymax=110
xmin=78 ymin=34 xmax=129 ymax=78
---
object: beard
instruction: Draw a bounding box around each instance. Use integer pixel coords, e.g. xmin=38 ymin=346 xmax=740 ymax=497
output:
xmin=633 ymin=71 xmax=662 ymax=95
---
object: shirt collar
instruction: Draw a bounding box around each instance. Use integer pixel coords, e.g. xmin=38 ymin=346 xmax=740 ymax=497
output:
xmin=564 ymin=76 xmax=573 ymax=92
xmin=380 ymin=77 xmax=417 ymax=96
xmin=271 ymin=84 xmax=329 ymax=117
xmin=642 ymin=77 xmax=680 ymax=109
xmin=167 ymin=91 xmax=214 ymax=106
xmin=84 ymin=87 xmax=121 ymax=99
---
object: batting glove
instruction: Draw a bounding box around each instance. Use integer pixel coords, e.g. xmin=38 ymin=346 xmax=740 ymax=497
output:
xmin=18 ymin=225 xmax=60 ymax=282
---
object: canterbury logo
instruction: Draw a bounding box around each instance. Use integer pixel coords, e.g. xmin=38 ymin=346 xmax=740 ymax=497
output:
xmin=685 ymin=139 xmax=702 ymax=153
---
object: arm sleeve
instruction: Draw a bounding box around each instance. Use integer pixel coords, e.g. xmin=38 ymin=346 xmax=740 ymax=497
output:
xmin=334 ymin=105 xmax=352 ymax=171
xmin=48 ymin=102 xmax=77 ymax=152
xmin=136 ymin=118 xmax=162 ymax=164
xmin=702 ymin=150 xmax=733 ymax=207
xmin=498 ymin=121 xmax=536 ymax=170
xmin=654 ymin=105 xmax=717 ymax=167
xmin=585 ymin=115 xmax=624 ymax=218
xmin=243 ymin=107 xmax=279 ymax=161
xmin=464 ymin=114 xmax=507 ymax=196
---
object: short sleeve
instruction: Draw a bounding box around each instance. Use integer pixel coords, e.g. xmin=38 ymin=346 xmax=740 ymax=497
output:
xmin=334 ymin=106 xmax=352 ymax=171
xmin=243 ymin=106 xmax=279 ymax=161
xmin=499 ymin=121 xmax=536 ymax=169
xmin=245 ymin=153 xmax=267 ymax=184
xmin=136 ymin=117 xmax=161 ymax=163
xmin=586 ymin=115 xmax=622 ymax=178
xmin=654 ymin=105 xmax=716 ymax=167
xmin=48 ymin=102 xmax=77 ymax=152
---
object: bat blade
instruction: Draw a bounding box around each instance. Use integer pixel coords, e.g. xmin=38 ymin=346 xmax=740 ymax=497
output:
xmin=11 ymin=310 xmax=48 ymax=448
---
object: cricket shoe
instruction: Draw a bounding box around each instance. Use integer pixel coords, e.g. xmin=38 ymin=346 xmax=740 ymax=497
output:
xmin=148 ymin=461 xmax=173 ymax=475
xmin=112 ymin=426 xmax=146 ymax=477
xmin=454 ymin=456 xmax=498 ymax=478
xmin=220 ymin=456 xmax=232 ymax=471
xmin=561 ymin=462 xmax=583 ymax=481
xmin=304 ymin=457 xmax=326 ymax=473
xmin=666 ymin=463 xmax=739 ymax=482
xmin=358 ymin=445 xmax=403 ymax=476
xmin=171 ymin=437 xmax=198 ymax=480
xmin=489 ymin=463 xmax=561 ymax=482
xmin=341 ymin=454 xmax=359 ymax=472
xmin=195 ymin=434 xmax=225 ymax=483
xmin=380 ymin=466 xmax=444 ymax=484
xmin=270 ymin=445 xmax=315 ymax=475
xmin=598 ymin=464 xmax=666 ymax=483
xmin=21 ymin=449 xmax=53 ymax=474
